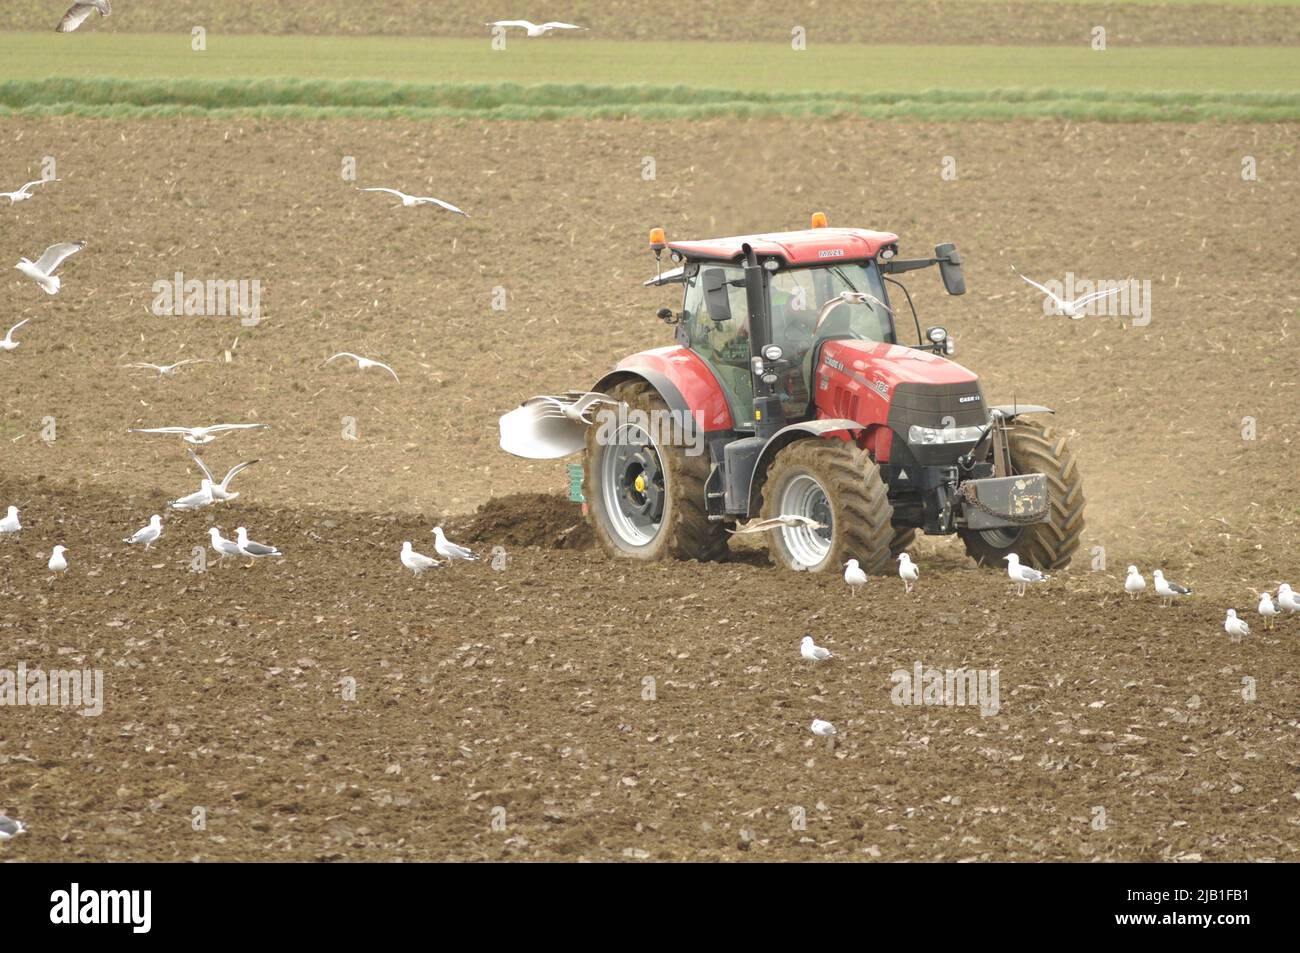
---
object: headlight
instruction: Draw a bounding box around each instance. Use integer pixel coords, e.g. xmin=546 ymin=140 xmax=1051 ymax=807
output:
xmin=908 ymin=424 xmax=983 ymax=446
xmin=880 ymin=246 xmax=896 ymax=261
xmin=926 ymin=326 xmax=947 ymax=344
xmin=762 ymin=344 xmax=784 ymax=361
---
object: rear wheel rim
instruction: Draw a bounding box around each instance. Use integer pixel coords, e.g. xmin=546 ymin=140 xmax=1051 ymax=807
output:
xmin=778 ymin=473 xmax=833 ymax=567
xmin=600 ymin=421 xmax=667 ymax=548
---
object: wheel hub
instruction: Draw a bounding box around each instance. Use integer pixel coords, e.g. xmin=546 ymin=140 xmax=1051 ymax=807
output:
xmin=600 ymin=422 xmax=667 ymax=547
xmin=778 ymin=473 xmax=834 ymax=568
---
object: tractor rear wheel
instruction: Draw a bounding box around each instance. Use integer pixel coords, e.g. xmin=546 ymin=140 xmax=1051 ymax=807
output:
xmin=889 ymin=527 xmax=916 ymax=558
xmin=959 ymin=417 xmax=1085 ymax=571
xmin=759 ymin=438 xmax=894 ymax=574
xmin=583 ymin=380 xmax=728 ymax=562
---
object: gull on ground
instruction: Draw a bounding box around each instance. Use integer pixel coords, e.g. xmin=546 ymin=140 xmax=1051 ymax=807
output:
xmin=123 ymin=515 xmax=163 ymax=550
xmin=0 ymin=815 xmax=26 ymax=840
xmin=56 ymin=0 xmax=110 ymax=32
xmin=169 ymin=479 xmax=215 ymax=511
xmin=0 ymin=506 xmax=21 ymax=535
xmin=207 ymin=527 xmax=242 ymax=566
xmin=1152 ymin=569 xmax=1191 ymax=607
xmin=1224 ymin=608 xmax=1250 ymax=642
xmin=487 ymin=20 xmax=585 ymax=37
xmin=1004 ymin=553 xmax=1047 ymax=596
xmin=48 ymin=545 xmax=68 ymax=575
xmin=122 ymin=359 xmax=208 ymax=376
xmin=322 ymin=352 xmax=400 ymax=382
xmin=432 ymin=526 xmax=478 ymax=564
xmin=1 ymin=319 xmax=30 ymax=351
xmin=1258 ymin=591 xmax=1279 ymax=630
xmin=810 ymin=718 xmax=837 ymax=737
xmin=1278 ymin=583 xmax=1298 ymax=614
xmin=897 ymin=552 xmax=919 ymax=593
xmin=357 ymin=187 xmax=468 ymax=217
xmin=400 ymin=541 xmax=440 ymax=576
xmin=1124 ymin=565 xmax=1146 ymax=599
xmin=1 ymin=178 xmax=56 ymax=204
xmin=188 ymin=449 xmax=259 ymax=502
xmin=235 ymin=526 xmax=282 ymax=565
xmin=15 ymin=240 xmax=85 ymax=295
xmin=728 ymin=515 xmax=827 ymax=535
xmin=844 ymin=558 xmax=867 ymax=597
xmin=800 ymin=635 xmax=832 ymax=662
xmin=127 ymin=423 xmax=269 ymax=445
xmin=1013 ymin=267 xmax=1123 ymax=319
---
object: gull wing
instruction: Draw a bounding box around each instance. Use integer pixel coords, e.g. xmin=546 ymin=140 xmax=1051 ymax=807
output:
xmin=56 ymin=3 xmax=97 ymax=32
xmin=359 ymin=187 xmax=408 ymax=201
xmin=219 ymin=459 xmax=260 ymax=489
xmin=324 ymin=352 xmax=362 ymax=365
xmin=541 ymin=22 xmax=584 ymax=30
xmin=1016 ymin=272 xmax=1065 ymax=311
xmin=488 ymin=20 xmax=537 ymax=29
xmin=33 ymin=241 xmax=85 ymax=275
xmin=206 ymin=423 xmax=269 ymax=433
xmin=1069 ymin=287 xmax=1122 ymax=310
xmin=416 ymin=196 xmax=469 ymax=217
xmin=129 ymin=426 xmax=191 ymax=435
xmin=17 ymin=180 xmax=48 ymax=195
xmin=5 ymin=318 xmax=30 ymax=337
xmin=187 ymin=448 xmax=216 ymax=482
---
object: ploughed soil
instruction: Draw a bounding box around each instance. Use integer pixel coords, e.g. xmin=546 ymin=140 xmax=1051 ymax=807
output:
xmin=1 ymin=0 xmax=1297 ymax=46
xmin=0 ymin=116 xmax=1297 ymax=860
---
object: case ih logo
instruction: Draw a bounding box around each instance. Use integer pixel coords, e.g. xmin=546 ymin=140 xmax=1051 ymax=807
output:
xmin=817 ymin=248 xmax=845 ymax=258
xmin=959 ymin=394 xmax=980 ymax=403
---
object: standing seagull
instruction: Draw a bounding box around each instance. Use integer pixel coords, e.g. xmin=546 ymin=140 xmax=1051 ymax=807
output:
xmin=1003 ymin=553 xmax=1047 ymax=596
xmin=358 ymin=188 xmax=468 ymax=217
xmin=432 ymin=526 xmax=478 ymax=565
xmin=1278 ymin=583 xmax=1299 ymax=615
xmin=0 ymin=815 xmax=26 ymax=840
xmin=1124 ymin=565 xmax=1146 ymax=600
xmin=1224 ymin=609 xmax=1250 ymax=642
xmin=56 ymin=0 xmax=110 ymax=32
xmin=322 ymin=352 xmax=400 ymax=383
xmin=0 ymin=319 xmax=30 ymax=352
xmin=188 ymin=450 xmax=259 ymax=502
xmin=123 ymin=515 xmax=163 ymax=550
xmin=235 ymin=527 xmax=282 ymax=565
xmin=47 ymin=545 xmax=69 ymax=576
xmin=487 ymin=20 xmax=585 ymax=37
xmin=1013 ymin=267 xmax=1123 ymax=319
xmin=800 ymin=635 xmax=832 ymax=663
xmin=15 ymin=240 xmax=85 ymax=295
xmin=1 ymin=178 xmax=56 ymax=204
xmin=0 ymin=506 xmax=21 ymax=536
xmin=897 ymin=552 xmax=920 ymax=593
xmin=1152 ymin=570 xmax=1192 ymax=607
xmin=1257 ymin=592 xmax=1279 ymax=631
xmin=843 ymin=558 xmax=867 ymax=597
xmin=810 ymin=718 xmax=837 ymax=738
xmin=400 ymin=541 xmax=440 ymax=576
xmin=207 ymin=527 xmax=243 ymax=567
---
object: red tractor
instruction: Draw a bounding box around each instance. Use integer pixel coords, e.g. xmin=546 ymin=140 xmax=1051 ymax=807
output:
xmin=500 ymin=215 xmax=1084 ymax=574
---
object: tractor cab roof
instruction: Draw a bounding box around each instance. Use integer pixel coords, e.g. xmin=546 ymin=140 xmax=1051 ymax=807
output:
xmin=668 ymin=227 xmax=899 ymax=268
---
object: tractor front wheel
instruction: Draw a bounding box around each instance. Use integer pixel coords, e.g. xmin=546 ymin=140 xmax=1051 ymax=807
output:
xmin=759 ymin=438 xmax=895 ymax=574
xmin=583 ymin=380 xmax=728 ymax=562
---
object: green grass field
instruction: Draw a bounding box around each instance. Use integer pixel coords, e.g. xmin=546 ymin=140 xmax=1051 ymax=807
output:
xmin=2 ymin=33 xmax=1297 ymax=121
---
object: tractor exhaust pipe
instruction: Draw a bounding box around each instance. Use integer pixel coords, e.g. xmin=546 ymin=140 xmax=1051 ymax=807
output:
xmin=742 ymin=243 xmax=785 ymax=441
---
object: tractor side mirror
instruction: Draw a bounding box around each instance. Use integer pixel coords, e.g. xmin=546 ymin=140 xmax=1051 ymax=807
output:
xmin=702 ymin=269 xmax=733 ymax=322
xmin=935 ymin=243 xmax=966 ymax=296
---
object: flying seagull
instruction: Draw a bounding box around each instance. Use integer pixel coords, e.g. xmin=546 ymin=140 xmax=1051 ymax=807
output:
xmin=15 ymin=240 xmax=85 ymax=295
xmin=207 ymin=527 xmax=243 ymax=566
xmin=1124 ymin=565 xmax=1146 ymax=600
xmin=400 ymin=541 xmax=440 ymax=576
xmin=357 ymin=188 xmax=468 ymax=217
xmin=168 ymin=480 xmax=215 ymax=512
xmin=1 ymin=178 xmax=56 ymax=204
xmin=1004 ymin=553 xmax=1047 ymax=596
xmin=1 ymin=319 xmax=30 ymax=352
xmin=1152 ymin=569 xmax=1191 ymax=607
xmin=800 ymin=635 xmax=832 ymax=663
xmin=0 ymin=815 xmax=26 ymax=840
xmin=432 ymin=526 xmax=478 ymax=564
xmin=56 ymin=0 xmax=110 ymax=32
xmin=527 ymin=392 xmax=621 ymax=425
xmin=127 ymin=423 xmax=269 ymax=445
xmin=1224 ymin=608 xmax=1250 ymax=642
xmin=810 ymin=718 xmax=837 ymax=737
xmin=235 ymin=526 xmax=282 ymax=565
xmin=122 ymin=359 xmax=208 ymax=377
xmin=728 ymin=515 xmax=828 ymax=535
xmin=1013 ymin=267 xmax=1122 ymax=319
xmin=123 ymin=515 xmax=163 ymax=550
xmin=322 ymin=352 xmax=400 ymax=383
xmin=487 ymin=20 xmax=585 ymax=37
xmin=897 ymin=552 xmax=920 ymax=593
xmin=188 ymin=450 xmax=259 ymax=502
xmin=843 ymin=558 xmax=867 ymax=597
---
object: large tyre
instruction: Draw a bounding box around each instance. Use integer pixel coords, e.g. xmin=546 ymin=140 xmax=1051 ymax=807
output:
xmin=583 ymin=380 xmax=728 ymax=562
xmin=889 ymin=527 xmax=916 ymax=558
xmin=758 ymin=438 xmax=894 ymax=574
xmin=959 ymin=417 xmax=1085 ymax=570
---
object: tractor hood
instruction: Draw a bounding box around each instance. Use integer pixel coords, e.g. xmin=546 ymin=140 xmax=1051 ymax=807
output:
xmin=819 ymin=339 xmax=980 ymax=393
